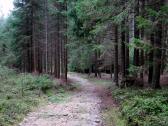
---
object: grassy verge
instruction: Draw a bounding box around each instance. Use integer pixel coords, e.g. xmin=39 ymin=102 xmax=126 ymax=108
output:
xmin=0 ymin=65 xmax=72 ymax=126
xmin=88 ymin=78 xmax=112 ymax=86
xmin=102 ymin=107 xmax=127 ymax=126
xmin=47 ymin=85 xmax=75 ymax=103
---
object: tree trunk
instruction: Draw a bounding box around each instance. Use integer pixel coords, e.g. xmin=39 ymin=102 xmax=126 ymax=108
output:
xmin=94 ymin=51 xmax=98 ymax=77
xmin=114 ymin=25 xmax=119 ymax=86
xmin=151 ymin=0 xmax=164 ymax=88
xmin=152 ymin=26 xmax=162 ymax=88
xmin=129 ymin=2 xmax=135 ymax=64
xmin=32 ymin=4 xmax=37 ymax=73
xmin=148 ymin=34 xmax=154 ymax=84
xmin=125 ymin=25 xmax=130 ymax=76
xmin=121 ymin=24 xmax=126 ymax=80
xmin=134 ymin=0 xmax=140 ymax=67
xmin=64 ymin=2 xmax=68 ymax=81
xmin=139 ymin=0 xmax=145 ymax=80
xmin=45 ymin=0 xmax=48 ymax=73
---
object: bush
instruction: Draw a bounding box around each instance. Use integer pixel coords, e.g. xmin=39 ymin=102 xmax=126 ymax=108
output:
xmin=16 ymin=74 xmax=53 ymax=92
xmin=0 ymin=65 xmax=16 ymax=79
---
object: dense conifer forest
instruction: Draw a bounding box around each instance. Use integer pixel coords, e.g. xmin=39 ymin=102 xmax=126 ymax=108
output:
xmin=0 ymin=0 xmax=168 ymax=126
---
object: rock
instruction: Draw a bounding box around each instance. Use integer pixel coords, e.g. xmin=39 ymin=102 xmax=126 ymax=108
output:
xmin=95 ymin=120 xmax=100 ymax=123
xmin=63 ymin=114 xmax=68 ymax=116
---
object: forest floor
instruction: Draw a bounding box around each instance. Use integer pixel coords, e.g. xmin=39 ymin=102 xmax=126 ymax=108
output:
xmin=19 ymin=73 xmax=118 ymax=126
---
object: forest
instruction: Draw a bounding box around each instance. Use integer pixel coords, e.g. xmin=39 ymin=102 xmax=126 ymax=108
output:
xmin=0 ymin=0 xmax=168 ymax=126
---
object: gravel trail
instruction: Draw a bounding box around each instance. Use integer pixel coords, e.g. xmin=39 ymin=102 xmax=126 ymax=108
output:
xmin=19 ymin=73 xmax=103 ymax=126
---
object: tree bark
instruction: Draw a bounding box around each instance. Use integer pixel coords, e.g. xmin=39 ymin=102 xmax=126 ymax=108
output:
xmin=152 ymin=26 xmax=162 ymax=88
xmin=120 ymin=24 xmax=126 ymax=81
xmin=125 ymin=25 xmax=130 ymax=76
xmin=129 ymin=2 xmax=135 ymax=64
xmin=151 ymin=0 xmax=164 ymax=88
xmin=45 ymin=0 xmax=48 ymax=73
xmin=148 ymin=33 xmax=154 ymax=84
xmin=32 ymin=3 xmax=38 ymax=73
xmin=114 ymin=25 xmax=119 ymax=86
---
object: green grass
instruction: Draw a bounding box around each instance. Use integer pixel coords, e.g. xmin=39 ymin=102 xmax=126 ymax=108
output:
xmin=0 ymin=65 xmax=72 ymax=126
xmin=102 ymin=107 xmax=127 ymax=126
xmin=89 ymin=78 xmax=112 ymax=86
xmin=79 ymin=73 xmax=112 ymax=86
xmin=47 ymin=88 xmax=71 ymax=103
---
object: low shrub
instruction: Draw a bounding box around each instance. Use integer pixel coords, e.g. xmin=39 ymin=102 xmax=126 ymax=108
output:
xmin=112 ymin=88 xmax=168 ymax=126
xmin=0 ymin=65 xmax=16 ymax=80
xmin=16 ymin=74 xmax=53 ymax=93
xmin=0 ymin=66 xmax=54 ymax=126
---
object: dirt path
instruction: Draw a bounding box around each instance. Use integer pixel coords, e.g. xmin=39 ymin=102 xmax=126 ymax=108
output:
xmin=19 ymin=73 xmax=104 ymax=126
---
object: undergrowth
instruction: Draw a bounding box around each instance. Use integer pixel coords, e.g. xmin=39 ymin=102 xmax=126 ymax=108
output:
xmin=86 ymin=74 xmax=168 ymax=126
xmin=0 ymin=65 xmax=71 ymax=126
xmin=112 ymin=87 xmax=168 ymax=126
xmin=102 ymin=107 xmax=127 ymax=126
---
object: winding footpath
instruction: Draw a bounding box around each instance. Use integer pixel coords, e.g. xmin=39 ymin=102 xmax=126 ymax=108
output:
xmin=19 ymin=73 xmax=103 ymax=126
